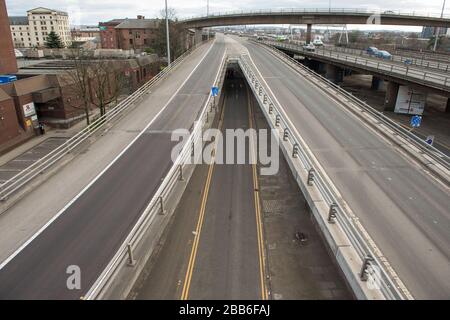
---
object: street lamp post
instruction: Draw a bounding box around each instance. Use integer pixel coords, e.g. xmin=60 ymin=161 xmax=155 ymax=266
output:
xmin=433 ymin=0 xmax=446 ymax=51
xmin=207 ymin=0 xmax=210 ymax=40
xmin=165 ymin=0 xmax=171 ymax=66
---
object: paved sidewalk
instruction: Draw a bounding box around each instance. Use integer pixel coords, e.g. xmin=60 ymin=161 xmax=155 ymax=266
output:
xmin=0 ymin=137 xmax=69 ymax=184
xmin=0 ymin=113 xmax=94 ymax=168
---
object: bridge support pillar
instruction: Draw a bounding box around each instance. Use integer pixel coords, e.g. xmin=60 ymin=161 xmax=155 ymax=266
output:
xmin=306 ymin=24 xmax=312 ymax=44
xmin=325 ymin=64 xmax=344 ymax=83
xmin=446 ymin=98 xmax=450 ymax=113
xmin=371 ymin=76 xmax=382 ymax=91
xmin=194 ymin=28 xmax=203 ymax=45
xmin=384 ymin=81 xmax=399 ymax=111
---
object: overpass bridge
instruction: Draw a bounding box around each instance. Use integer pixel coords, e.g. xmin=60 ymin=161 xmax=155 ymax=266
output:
xmin=259 ymin=39 xmax=450 ymax=112
xmin=181 ymin=8 xmax=450 ymax=43
xmin=0 ymin=34 xmax=449 ymax=300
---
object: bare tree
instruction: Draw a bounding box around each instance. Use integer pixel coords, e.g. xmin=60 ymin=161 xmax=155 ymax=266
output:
xmin=64 ymin=49 xmax=127 ymax=125
xmin=89 ymin=60 xmax=126 ymax=117
xmin=154 ymin=8 xmax=187 ymax=61
xmin=64 ymin=48 xmax=93 ymax=125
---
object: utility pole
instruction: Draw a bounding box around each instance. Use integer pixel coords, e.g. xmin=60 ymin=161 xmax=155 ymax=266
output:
xmin=165 ymin=0 xmax=171 ymax=66
xmin=433 ymin=0 xmax=446 ymax=51
xmin=207 ymin=0 xmax=210 ymax=40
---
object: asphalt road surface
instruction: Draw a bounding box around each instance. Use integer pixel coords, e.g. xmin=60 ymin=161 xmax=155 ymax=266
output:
xmin=185 ymin=78 xmax=264 ymax=300
xmin=240 ymin=38 xmax=450 ymax=299
xmin=135 ymin=76 xmax=265 ymax=300
xmin=265 ymin=40 xmax=450 ymax=90
xmin=0 ymin=37 xmax=226 ymax=299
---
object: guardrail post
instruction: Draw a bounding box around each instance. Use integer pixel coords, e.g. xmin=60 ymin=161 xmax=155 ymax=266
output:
xmin=307 ymin=168 xmax=315 ymax=186
xmin=283 ymin=129 xmax=289 ymax=141
xmin=292 ymin=144 xmax=299 ymax=158
xmin=275 ymin=115 xmax=281 ymax=127
xmin=328 ymin=203 xmax=337 ymax=223
xmin=178 ymin=165 xmax=184 ymax=181
xmin=360 ymin=254 xmax=374 ymax=281
xmin=159 ymin=196 xmax=166 ymax=215
xmin=127 ymin=244 xmax=135 ymax=266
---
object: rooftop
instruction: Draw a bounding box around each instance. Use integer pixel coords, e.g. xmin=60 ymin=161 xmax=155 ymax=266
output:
xmin=27 ymin=7 xmax=68 ymax=16
xmin=115 ymin=18 xmax=160 ymax=29
xmin=9 ymin=16 xmax=28 ymax=26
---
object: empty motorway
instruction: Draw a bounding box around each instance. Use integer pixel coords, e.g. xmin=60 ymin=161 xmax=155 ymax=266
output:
xmin=132 ymin=73 xmax=351 ymax=300
xmin=236 ymin=36 xmax=450 ymax=299
xmin=0 ymin=36 xmax=227 ymax=299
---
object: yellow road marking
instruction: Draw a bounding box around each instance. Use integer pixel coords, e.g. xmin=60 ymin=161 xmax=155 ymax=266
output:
xmin=180 ymin=95 xmax=227 ymax=300
xmin=247 ymin=86 xmax=269 ymax=300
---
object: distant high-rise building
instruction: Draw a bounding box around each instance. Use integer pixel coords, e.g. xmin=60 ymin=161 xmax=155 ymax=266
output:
xmin=421 ymin=26 xmax=448 ymax=38
xmin=9 ymin=7 xmax=72 ymax=48
xmin=0 ymin=0 xmax=17 ymax=74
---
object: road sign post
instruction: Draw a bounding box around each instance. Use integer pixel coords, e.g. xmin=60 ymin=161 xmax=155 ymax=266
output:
xmin=211 ymin=86 xmax=219 ymax=109
xmin=425 ymin=135 xmax=435 ymax=146
xmin=410 ymin=115 xmax=422 ymax=129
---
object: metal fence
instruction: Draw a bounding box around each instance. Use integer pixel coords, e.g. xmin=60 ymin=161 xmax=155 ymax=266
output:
xmin=257 ymin=40 xmax=450 ymax=173
xmin=238 ymin=53 xmax=412 ymax=300
xmin=329 ymin=46 xmax=450 ymax=72
xmin=0 ymin=42 xmax=208 ymax=202
xmin=84 ymin=52 xmax=229 ymax=299
xmin=182 ymin=8 xmax=450 ymax=21
xmin=262 ymin=40 xmax=450 ymax=91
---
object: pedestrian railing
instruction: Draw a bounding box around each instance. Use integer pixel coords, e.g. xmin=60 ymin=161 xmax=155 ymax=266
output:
xmin=0 ymin=41 xmax=210 ymax=202
xmin=181 ymin=8 xmax=450 ymax=21
xmin=329 ymin=46 xmax=450 ymax=72
xmin=238 ymin=53 xmax=413 ymax=300
xmin=84 ymin=51 xmax=228 ymax=299
xmin=256 ymin=40 xmax=450 ymax=173
xmin=262 ymin=40 xmax=450 ymax=91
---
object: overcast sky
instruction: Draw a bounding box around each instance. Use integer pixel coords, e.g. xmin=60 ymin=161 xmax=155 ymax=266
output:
xmin=5 ymin=0 xmax=448 ymax=31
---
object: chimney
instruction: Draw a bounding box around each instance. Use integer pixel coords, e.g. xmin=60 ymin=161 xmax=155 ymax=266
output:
xmin=137 ymin=15 xmax=145 ymax=20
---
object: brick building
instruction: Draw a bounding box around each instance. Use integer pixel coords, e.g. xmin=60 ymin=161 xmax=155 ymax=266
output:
xmin=0 ymin=55 xmax=160 ymax=152
xmin=0 ymin=87 xmax=22 ymax=149
xmin=116 ymin=17 xmax=160 ymax=50
xmin=99 ymin=16 xmax=160 ymax=51
xmin=0 ymin=0 xmax=17 ymax=74
xmin=99 ymin=19 xmax=124 ymax=49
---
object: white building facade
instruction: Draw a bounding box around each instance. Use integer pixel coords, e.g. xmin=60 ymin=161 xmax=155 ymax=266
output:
xmin=9 ymin=7 xmax=71 ymax=48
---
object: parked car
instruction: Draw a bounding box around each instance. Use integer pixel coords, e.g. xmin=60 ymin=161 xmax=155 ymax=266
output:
xmin=376 ymin=50 xmax=392 ymax=60
xmin=366 ymin=46 xmax=379 ymax=56
xmin=312 ymin=39 xmax=324 ymax=46
xmin=303 ymin=43 xmax=316 ymax=52
xmin=404 ymin=59 xmax=413 ymax=65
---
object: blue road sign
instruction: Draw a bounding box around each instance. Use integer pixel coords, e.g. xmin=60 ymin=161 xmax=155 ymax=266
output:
xmin=211 ymin=86 xmax=219 ymax=97
xmin=425 ymin=135 xmax=435 ymax=146
xmin=410 ymin=115 xmax=422 ymax=128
